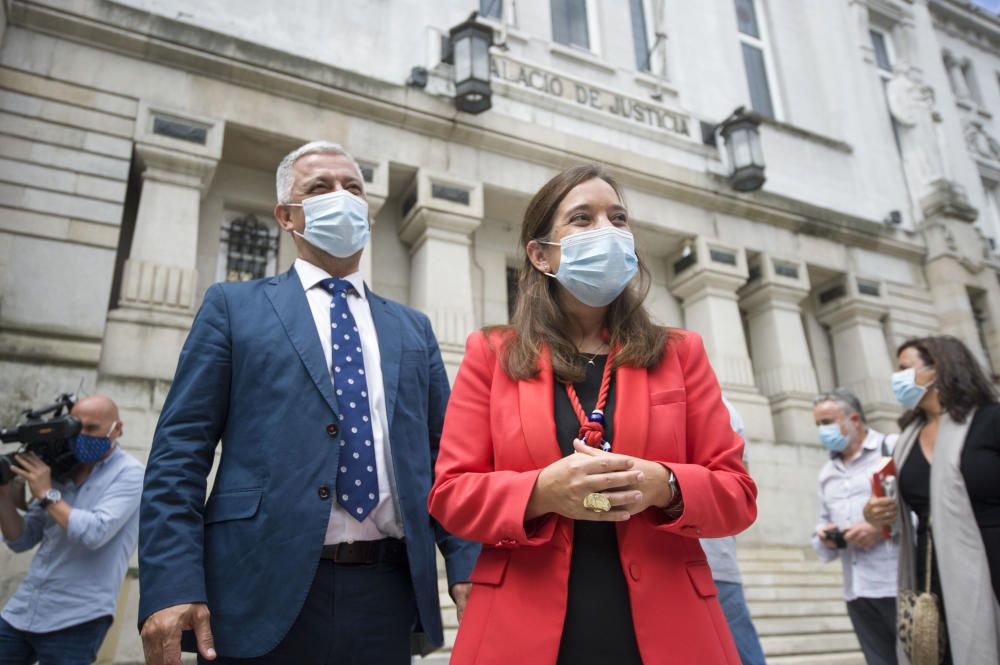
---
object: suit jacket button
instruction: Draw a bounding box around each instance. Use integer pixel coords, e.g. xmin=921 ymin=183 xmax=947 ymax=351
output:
xmin=326 ymin=423 xmax=339 ymax=437
xmin=318 ymin=485 xmax=331 ymax=499
xmin=628 ymin=562 xmax=641 ymax=581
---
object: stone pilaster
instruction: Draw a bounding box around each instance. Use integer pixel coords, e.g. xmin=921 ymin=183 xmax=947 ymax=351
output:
xmin=97 ymin=104 xmax=223 ymax=455
xmin=398 ymin=170 xmax=483 ymax=380
xmin=669 ymin=237 xmax=775 ymax=442
xmin=740 ymin=254 xmax=819 ymax=444
xmin=919 ymin=182 xmax=1000 ymax=377
xmin=356 ymin=158 xmax=389 ymax=287
xmin=816 ymin=275 xmax=899 ymax=433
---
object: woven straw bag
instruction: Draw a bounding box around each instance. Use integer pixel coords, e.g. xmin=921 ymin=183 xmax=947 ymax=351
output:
xmin=897 ymin=520 xmax=947 ymax=665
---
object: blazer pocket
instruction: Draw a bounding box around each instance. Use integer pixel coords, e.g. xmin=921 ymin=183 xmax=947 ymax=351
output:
xmin=204 ymin=488 xmax=263 ymax=525
xmin=469 ymin=548 xmax=511 ymax=586
xmin=650 ymin=389 xmax=686 ymax=405
xmin=686 ymin=561 xmax=718 ymax=598
xmin=401 ymin=349 xmax=425 ymax=364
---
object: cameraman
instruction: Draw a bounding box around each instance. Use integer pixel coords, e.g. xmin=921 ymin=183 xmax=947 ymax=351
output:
xmin=0 ymin=395 xmax=144 ymax=664
xmin=811 ymin=390 xmax=900 ymax=665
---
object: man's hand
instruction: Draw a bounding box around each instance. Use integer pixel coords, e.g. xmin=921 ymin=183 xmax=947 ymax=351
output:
xmin=816 ymin=523 xmax=839 ymax=550
xmin=844 ymin=520 xmax=882 ymax=551
xmin=450 ymin=582 xmax=472 ymax=624
xmin=11 ymin=453 xmax=52 ymax=501
xmin=141 ymin=603 xmax=216 ymax=665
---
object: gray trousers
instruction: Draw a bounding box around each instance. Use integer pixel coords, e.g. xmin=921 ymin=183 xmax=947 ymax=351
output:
xmin=846 ymin=596 xmax=898 ymax=665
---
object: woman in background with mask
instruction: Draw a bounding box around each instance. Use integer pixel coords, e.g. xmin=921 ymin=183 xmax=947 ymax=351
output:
xmin=428 ymin=164 xmax=757 ymax=665
xmin=864 ymin=336 xmax=1000 ymax=665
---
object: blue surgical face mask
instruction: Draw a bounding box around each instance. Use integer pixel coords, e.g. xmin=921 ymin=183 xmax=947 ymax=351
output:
xmin=540 ymin=227 xmax=639 ymax=307
xmin=290 ymin=190 xmax=370 ymax=258
xmin=817 ymin=423 xmax=849 ymax=453
xmin=70 ymin=423 xmax=116 ymax=464
xmin=892 ymin=367 xmax=931 ymax=409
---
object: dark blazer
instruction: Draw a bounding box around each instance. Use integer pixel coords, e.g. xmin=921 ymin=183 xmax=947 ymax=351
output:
xmin=138 ymin=267 xmax=479 ymax=658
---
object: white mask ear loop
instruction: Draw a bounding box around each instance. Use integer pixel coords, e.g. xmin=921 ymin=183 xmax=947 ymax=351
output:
xmin=536 ymin=239 xmax=559 ymax=278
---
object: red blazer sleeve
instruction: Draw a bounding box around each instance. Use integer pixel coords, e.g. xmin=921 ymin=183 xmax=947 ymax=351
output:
xmin=645 ymin=331 xmax=758 ymax=538
xmin=428 ymin=332 xmax=558 ymax=549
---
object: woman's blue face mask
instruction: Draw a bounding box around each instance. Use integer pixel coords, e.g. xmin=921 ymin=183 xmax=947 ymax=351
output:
xmin=539 ymin=227 xmax=638 ymax=307
xmin=891 ymin=367 xmax=934 ymax=410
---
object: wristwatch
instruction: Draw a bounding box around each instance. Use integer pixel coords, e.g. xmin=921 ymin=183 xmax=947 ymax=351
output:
xmin=664 ymin=469 xmax=682 ymax=509
xmin=38 ymin=488 xmax=61 ymax=509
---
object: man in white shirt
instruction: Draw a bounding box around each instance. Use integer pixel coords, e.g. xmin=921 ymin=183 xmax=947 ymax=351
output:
xmin=139 ymin=141 xmax=478 ymax=665
xmin=812 ymin=389 xmax=899 ymax=665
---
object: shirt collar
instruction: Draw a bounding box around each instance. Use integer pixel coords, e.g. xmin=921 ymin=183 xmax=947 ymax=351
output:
xmin=294 ymin=258 xmax=367 ymax=301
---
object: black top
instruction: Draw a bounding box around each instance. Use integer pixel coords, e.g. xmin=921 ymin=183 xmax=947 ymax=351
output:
xmin=899 ymin=444 xmax=953 ymax=665
xmin=959 ymin=403 xmax=1000 ymax=603
xmin=553 ymin=355 xmax=643 ymax=665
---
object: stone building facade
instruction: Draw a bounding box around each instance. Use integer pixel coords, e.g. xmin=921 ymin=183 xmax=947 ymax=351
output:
xmin=0 ymin=0 xmax=998 ymax=661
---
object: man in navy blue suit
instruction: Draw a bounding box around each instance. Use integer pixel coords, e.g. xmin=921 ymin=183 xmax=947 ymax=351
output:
xmin=138 ymin=141 xmax=479 ymax=665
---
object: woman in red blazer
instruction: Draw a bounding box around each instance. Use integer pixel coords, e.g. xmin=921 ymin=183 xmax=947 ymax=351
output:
xmin=428 ymin=164 xmax=757 ymax=665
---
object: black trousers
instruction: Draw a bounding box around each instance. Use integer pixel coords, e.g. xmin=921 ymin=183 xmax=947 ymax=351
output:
xmin=200 ymin=557 xmax=417 ymax=665
xmin=846 ymin=597 xmax=898 ymax=665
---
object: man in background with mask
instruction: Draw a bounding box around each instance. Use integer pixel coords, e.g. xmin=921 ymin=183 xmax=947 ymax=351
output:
xmin=0 ymin=394 xmax=143 ymax=663
xmin=811 ymin=389 xmax=899 ymax=665
xmin=138 ymin=141 xmax=479 ymax=665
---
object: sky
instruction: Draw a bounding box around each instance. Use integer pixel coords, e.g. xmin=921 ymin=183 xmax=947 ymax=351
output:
xmin=969 ymin=0 xmax=1000 ymax=14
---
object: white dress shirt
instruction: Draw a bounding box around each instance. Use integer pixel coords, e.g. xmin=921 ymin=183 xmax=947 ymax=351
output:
xmin=295 ymin=258 xmax=403 ymax=543
xmin=811 ymin=428 xmax=900 ymax=601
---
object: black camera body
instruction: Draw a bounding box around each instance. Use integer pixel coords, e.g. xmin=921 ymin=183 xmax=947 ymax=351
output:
xmin=0 ymin=394 xmax=81 ymax=485
xmin=824 ymin=528 xmax=849 ymax=549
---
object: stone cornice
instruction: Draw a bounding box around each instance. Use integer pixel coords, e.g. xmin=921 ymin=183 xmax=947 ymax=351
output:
xmin=9 ymin=0 xmax=927 ymax=263
xmin=929 ymin=0 xmax=1000 ymax=51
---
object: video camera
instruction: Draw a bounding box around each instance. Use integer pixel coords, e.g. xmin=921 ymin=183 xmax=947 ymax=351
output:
xmin=0 ymin=393 xmax=81 ymax=485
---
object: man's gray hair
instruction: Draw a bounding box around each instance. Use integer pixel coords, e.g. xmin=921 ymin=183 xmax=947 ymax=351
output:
xmin=275 ymin=141 xmax=363 ymax=204
xmin=814 ymin=388 xmax=868 ymax=424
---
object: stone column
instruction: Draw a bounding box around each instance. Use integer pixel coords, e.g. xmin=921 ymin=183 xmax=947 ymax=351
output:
xmin=816 ymin=275 xmax=899 ymax=433
xmin=739 ymin=254 xmax=819 ymax=444
xmin=356 ymin=158 xmax=389 ymax=287
xmin=98 ymin=104 xmax=223 ymax=453
xmin=100 ymin=104 xmax=222 ymax=381
xmin=398 ymin=171 xmax=483 ymax=380
xmin=920 ymin=183 xmax=1000 ymax=377
xmin=669 ymin=237 xmax=775 ymax=442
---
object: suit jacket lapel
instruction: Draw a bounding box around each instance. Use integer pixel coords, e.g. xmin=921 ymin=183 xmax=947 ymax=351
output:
xmin=519 ymin=346 xmax=562 ymax=469
xmin=613 ymin=364 xmax=649 ymax=460
xmin=366 ymin=287 xmax=402 ymax=426
xmin=265 ymin=268 xmax=339 ymax=415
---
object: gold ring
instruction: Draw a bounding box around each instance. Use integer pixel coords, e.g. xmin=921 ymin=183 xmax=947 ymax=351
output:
xmin=583 ymin=492 xmax=611 ymax=513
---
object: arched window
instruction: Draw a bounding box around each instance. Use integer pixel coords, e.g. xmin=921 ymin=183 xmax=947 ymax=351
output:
xmin=220 ymin=214 xmax=278 ymax=282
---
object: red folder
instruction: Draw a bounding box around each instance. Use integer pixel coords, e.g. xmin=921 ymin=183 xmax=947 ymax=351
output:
xmin=871 ymin=457 xmax=897 ymax=540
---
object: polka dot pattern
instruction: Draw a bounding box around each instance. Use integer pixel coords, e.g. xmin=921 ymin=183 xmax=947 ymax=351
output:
xmin=320 ymin=277 xmax=378 ymax=522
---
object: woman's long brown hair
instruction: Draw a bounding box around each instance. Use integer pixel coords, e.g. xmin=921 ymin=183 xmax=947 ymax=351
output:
xmin=489 ymin=164 xmax=672 ymax=383
xmin=897 ymin=335 xmax=998 ymax=429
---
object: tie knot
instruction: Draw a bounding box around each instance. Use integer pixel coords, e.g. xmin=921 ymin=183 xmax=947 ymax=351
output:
xmin=320 ymin=277 xmax=354 ymax=297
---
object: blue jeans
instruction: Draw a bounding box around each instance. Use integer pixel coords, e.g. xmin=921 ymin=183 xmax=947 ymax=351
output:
xmin=0 ymin=615 xmax=112 ymax=665
xmin=716 ymin=581 xmax=767 ymax=665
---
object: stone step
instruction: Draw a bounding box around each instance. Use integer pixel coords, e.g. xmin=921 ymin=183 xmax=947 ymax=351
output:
xmin=744 ymin=584 xmax=844 ymax=601
xmin=737 ymin=547 xmax=809 ymax=561
xmin=760 ymin=631 xmax=860 ymax=656
xmin=741 ymin=571 xmax=844 ymax=586
xmin=739 ymin=559 xmax=837 ymax=574
xmin=754 ymin=614 xmax=853 ymax=636
xmin=748 ymin=599 xmax=847 ymax=617
xmin=767 ymin=653 xmax=867 ymax=665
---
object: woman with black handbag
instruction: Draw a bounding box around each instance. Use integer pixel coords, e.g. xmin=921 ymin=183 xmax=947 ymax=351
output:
xmin=864 ymin=336 xmax=1000 ymax=665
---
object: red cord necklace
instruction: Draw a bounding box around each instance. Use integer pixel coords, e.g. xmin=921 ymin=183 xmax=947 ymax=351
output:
xmin=564 ymin=345 xmax=616 ymax=452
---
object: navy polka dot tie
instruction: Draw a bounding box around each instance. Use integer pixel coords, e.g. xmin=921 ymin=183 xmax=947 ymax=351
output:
xmin=320 ymin=278 xmax=379 ymax=522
